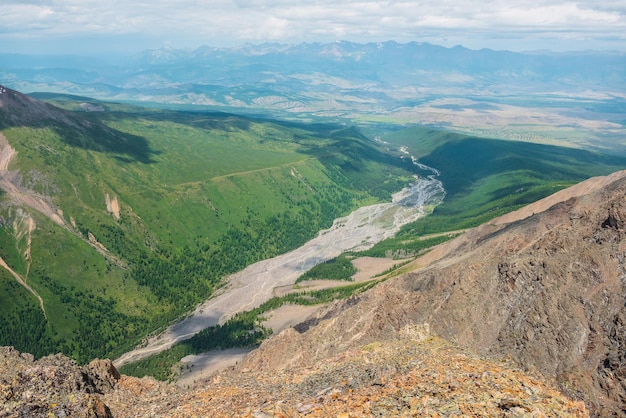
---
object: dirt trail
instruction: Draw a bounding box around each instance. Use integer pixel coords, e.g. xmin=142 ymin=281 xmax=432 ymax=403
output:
xmin=0 ymin=254 xmax=46 ymax=318
xmin=0 ymin=133 xmax=47 ymax=316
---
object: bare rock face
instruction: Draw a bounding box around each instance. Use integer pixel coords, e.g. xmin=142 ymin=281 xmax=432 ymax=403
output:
xmin=242 ymin=170 xmax=626 ymax=416
xmin=85 ymin=359 xmax=121 ymax=394
xmin=0 ymin=347 xmax=118 ymax=417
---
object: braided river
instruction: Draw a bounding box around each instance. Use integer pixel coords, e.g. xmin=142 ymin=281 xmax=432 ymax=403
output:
xmin=115 ymin=152 xmax=445 ymax=367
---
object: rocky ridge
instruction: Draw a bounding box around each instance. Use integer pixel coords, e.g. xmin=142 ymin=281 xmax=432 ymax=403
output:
xmin=1 ymin=330 xmax=587 ymax=417
xmin=242 ymin=170 xmax=626 ymax=415
xmin=0 ymin=346 xmax=118 ymax=417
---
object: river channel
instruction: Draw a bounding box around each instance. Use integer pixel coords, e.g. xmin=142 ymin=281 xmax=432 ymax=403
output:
xmin=114 ymin=152 xmax=445 ymax=367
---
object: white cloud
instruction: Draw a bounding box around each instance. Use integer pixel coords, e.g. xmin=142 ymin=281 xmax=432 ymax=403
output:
xmin=0 ymin=0 xmax=624 ymax=52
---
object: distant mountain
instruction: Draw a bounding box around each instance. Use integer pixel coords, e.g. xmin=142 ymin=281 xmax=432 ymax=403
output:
xmin=3 ymin=41 xmax=623 ymax=152
xmin=3 ymin=40 xmax=624 ymax=87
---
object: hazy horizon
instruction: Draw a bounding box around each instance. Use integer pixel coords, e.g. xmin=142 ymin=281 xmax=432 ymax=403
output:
xmin=1 ymin=1 xmax=625 ymax=55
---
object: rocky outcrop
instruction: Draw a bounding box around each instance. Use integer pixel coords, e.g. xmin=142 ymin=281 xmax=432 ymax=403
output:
xmin=0 ymin=334 xmax=588 ymax=417
xmin=242 ymin=170 xmax=626 ymax=416
xmin=166 ymin=333 xmax=587 ymax=417
xmin=0 ymin=347 xmax=118 ymax=417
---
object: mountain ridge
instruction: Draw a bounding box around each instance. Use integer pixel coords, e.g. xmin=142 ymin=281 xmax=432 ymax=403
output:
xmin=240 ymin=169 xmax=626 ymax=415
xmin=3 ymin=41 xmax=624 ymax=153
xmin=0 ymin=331 xmax=589 ymax=417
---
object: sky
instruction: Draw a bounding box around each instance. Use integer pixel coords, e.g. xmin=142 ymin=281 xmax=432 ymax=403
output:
xmin=1 ymin=0 xmax=625 ymax=55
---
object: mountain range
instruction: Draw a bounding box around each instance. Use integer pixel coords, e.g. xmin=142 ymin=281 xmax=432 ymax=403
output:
xmin=1 ymin=41 xmax=626 ymax=415
xmin=2 ymin=41 xmax=625 ymax=152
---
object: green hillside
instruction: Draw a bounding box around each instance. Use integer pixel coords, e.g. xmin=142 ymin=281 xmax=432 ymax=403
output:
xmin=1 ymin=89 xmax=624 ymax=364
xmin=0 ymin=91 xmax=417 ymax=362
xmin=361 ymin=126 xmax=626 ymax=256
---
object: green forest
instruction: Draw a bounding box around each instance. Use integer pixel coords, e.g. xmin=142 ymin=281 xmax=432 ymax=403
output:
xmin=295 ymin=254 xmax=357 ymax=282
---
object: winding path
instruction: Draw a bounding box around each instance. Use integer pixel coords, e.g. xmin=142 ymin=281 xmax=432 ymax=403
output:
xmin=0 ymin=256 xmax=46 ymax=318
xmin=0 ymin=133 xmax=47 ymax=317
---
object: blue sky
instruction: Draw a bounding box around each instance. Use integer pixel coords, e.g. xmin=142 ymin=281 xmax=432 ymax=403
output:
xmin=1 ymin=0 xmax=625 ymax=54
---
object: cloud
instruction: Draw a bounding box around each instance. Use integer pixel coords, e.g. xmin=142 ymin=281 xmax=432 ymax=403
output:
xmin=0 ymin=0 xmax=624 ymax=52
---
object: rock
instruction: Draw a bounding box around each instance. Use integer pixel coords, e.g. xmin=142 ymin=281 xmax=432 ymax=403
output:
xmin=85 ymin=359 xmax=120 ymax=394
xmin=0 ymin=348 xmax=114 ymax=417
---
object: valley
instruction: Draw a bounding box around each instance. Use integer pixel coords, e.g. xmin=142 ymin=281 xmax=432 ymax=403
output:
xmin=0 ymin=86 xmax=433 ymax=363
xmin=1 ymin=87 xmax=623 ymax=365
xmin=0 ymin=41 xmax=625 ymax=415
xmin=114 ymin=165 xmax=445 ymax=368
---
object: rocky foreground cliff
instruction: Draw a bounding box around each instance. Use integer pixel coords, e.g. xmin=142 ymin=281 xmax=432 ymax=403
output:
xmin=1 ymin=336 xmax=586 ymax=417
xmin=4 ymin=170 xmax=626 ymax=416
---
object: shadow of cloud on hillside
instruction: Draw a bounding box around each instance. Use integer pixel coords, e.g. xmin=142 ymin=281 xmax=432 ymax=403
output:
xmin=420 ymin=137 xmax=626 ymax=200
xmin=0 ymin=88 xmax=158 ymax=164
xmin=110 ymin=109 xmax=255 ymax=133
xmin=394 ymin=136 xmax=626 ymax=236
xmin=46 ymin=117 xmax=158 ymax=164
xmin=62 ymin=119 xmax=159 ymax=164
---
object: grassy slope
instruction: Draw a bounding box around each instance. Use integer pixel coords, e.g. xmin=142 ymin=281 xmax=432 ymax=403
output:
xmin=372 ymin=126 xmax=626 ymax=253
xmin=0 ymin=96 xmax=417 ymax=362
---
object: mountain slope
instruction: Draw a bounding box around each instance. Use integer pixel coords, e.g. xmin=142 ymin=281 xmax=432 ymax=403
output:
xmin=241 ymin=170 xmax=626 ymax=415
xmin=0 ymin=85 xmax=420 ymax=362
xmin=5 ymin=158 xmax=625 ymax=416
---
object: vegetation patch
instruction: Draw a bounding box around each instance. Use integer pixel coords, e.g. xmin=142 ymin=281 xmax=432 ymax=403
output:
xmin=120 ymin=280 xmax=376 ymax=381
xmin=356 ymin=233 xmax=460 ymax=259
xmin=295 ymin=254 xmax=357 ymax=283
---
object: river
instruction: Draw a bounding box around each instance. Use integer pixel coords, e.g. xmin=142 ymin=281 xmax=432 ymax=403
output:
xmin=114 ymin=151 xmax=445 ymax=367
